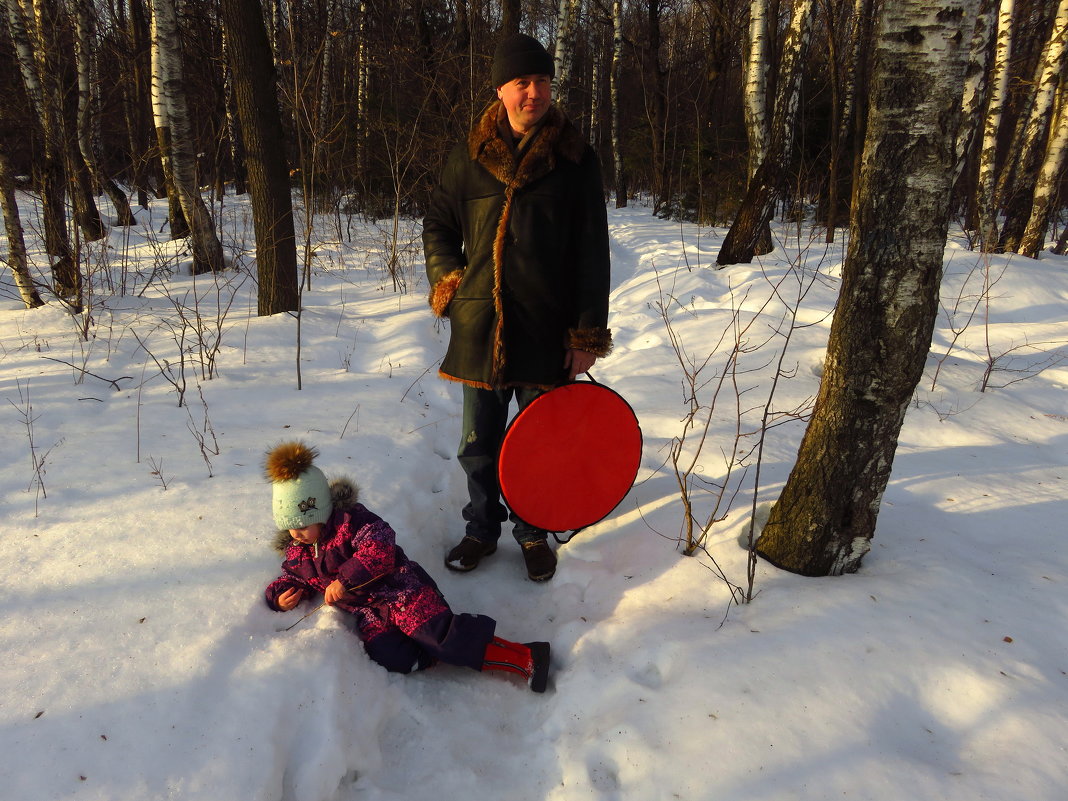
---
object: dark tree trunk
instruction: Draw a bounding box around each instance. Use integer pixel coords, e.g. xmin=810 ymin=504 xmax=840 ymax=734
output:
xmin=500 ymin=0 xmax=520 ymax=34
xmin=218 ymin=0 xmax=299 ymax=315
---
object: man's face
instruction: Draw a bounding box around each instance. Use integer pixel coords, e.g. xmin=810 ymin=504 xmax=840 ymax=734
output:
xmin=497 ymin=74 xmax=552 ymax=136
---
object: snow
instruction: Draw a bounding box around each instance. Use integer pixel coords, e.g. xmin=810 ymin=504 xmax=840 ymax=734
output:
xmin=2 ymin=196 xmax=1067 ymax=801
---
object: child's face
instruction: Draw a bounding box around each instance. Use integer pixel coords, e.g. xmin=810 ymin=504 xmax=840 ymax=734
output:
xmin=289 ymin=523 xmax=324 ymax=545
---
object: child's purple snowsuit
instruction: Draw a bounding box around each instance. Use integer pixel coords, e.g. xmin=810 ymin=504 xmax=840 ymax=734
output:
xmin=266 ymin=502 xmax=495 ymax=673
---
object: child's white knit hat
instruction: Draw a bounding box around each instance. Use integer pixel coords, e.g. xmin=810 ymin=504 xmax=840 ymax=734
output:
xmin=265 ymin=442 xmax=333 ymax=530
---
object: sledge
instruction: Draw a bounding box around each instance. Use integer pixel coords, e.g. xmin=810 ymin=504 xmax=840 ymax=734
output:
xmin=498 ymin=377 xmax=642 ymax=541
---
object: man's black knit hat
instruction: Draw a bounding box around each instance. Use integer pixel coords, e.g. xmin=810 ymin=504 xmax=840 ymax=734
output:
xmin=491 ymin=33 xmax=555 ymax=88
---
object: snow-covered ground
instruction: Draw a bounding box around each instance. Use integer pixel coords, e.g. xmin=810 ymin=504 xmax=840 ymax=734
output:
xmin=2 ymin=195 xmax=1066 ymax=800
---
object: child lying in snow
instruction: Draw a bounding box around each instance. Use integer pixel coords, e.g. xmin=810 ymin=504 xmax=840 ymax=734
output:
xmin=263 ymin=441 xmax=550 ymax=692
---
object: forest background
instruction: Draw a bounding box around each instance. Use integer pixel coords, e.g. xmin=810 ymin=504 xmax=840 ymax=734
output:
xmin=2 ymin=0 xmax=1067 ymax=306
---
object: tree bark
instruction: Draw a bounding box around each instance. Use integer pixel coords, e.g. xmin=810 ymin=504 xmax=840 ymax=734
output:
xmin=611 ymin=0 xmax=627 ymax=207
xmin=999 ymin=0 xmax=1068 ymax=252
xmin=501 ymin=0 xmax=520 ymax=34
xmin=718 ymin=0 xmax=814 ymax=265
xmin=4 ymin=0 xmax=80 ymax=298
xmin=218 ymin=0 xmax=299 ymax=315
xmin=0 ymin=137 xmax=44 ymax=308
xmin=754 ymin=0 xmax=973 ymax=576
xmin=149 ymin=0 xmax=225 ymax=272
xmin=74 ymin=0 xmax=135 ymax=226
xmin=976 ymin=0 xmax=1014 ymax=251
xmin=1018 ymin=83 xmax=1068 ymax=256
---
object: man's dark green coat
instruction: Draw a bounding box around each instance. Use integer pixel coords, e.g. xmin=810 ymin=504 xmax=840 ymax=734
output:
xmin=423 ymin=101 xmax=612 ymax=389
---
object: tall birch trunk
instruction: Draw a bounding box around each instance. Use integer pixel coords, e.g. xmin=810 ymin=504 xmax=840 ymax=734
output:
xmin=149 ymin=0 xmax=225 ymax=272
xmin=589 ymin=28 xmax=601 ymax=149
xmin=718 ymin=0 xmax=814 ymax=265
xmin=610 ymin=0 xmax=627 ymax=207
xmin=992 ymin=0 xmax=1057 ymax=207
xmin=4 ymin=0 xmax=79 ymax=298
xmin=953 ymin=0 xmax=996 ymax=187
xmin=977 ymin=0 xmax=1014 ymax=251
xmin=554 ymin=0 xmax=579 ymax=109
xmin=74 ymin=0 xmax=135 ymax=226
xmin=355 ymin=0 xmax=369 ymax=180
xmin=743 ymin=0 xmax=770 ymax=183
xmin=754 ymin=0 xmax=974 ymax=577
xmin=1018 ymin=83 xmax=1068 ymax=256
xmin=148 ymin=6 xmax=188 ymax=237
xmin=31 ymin=0 xmax=104 ymax=244
xmin=0 ymin=139 xmax=44 ymax=308
xmin=999 ymin=0 xmax=1068 ymax=251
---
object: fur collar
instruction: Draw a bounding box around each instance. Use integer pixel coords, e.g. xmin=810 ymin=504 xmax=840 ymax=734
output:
xmin=467 ymin=101 xmax=587 ymax=189
xmin=271 ymin=477 xmax=360 ymax=552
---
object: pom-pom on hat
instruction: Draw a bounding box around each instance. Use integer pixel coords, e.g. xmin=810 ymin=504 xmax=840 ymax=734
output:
xmin=491 ymin=33 xmax=554 ymax=88
xmin=265 ymin=441 xmax=333 ymax=530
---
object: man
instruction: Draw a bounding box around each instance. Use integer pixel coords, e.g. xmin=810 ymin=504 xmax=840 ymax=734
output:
xmin=422 ymin=33 xmax=612 ymax=582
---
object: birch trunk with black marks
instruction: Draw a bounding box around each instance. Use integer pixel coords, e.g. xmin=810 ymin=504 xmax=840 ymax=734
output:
xmin=953 ymin=0 xmax=995 ymax=187
xmin=553 ymin=0 xmax=578 ymax=109
xmin=977 ymin=0 xmax=1014 ymax=251
xmin=718 ymin=0 xmax=814 ymax=265
xmin=1018 ymin=83 xmax=1068 ymax=257
xmin=999 ymin=0 xmax=1068 ymax=252
xmin=0 ymin=138 xmax=44 ymax=307
xmin=74 ymin=0 xmax=135 ymax=226
xmin=754 ymin=0 xmax=974 ymax=576
xmin=149 ymin=0 xmax=225 ymax=272
xmin=4 ymin=0 xmax=81 ymax=298
xmin=610 ymin=0 xmax=626 ymax=207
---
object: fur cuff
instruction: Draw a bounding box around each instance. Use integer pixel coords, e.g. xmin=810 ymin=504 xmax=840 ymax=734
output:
xmin=429 ymin=269 xmax=464 ymax=318
xmin=567 ymin=327 xmax=613 ymax=358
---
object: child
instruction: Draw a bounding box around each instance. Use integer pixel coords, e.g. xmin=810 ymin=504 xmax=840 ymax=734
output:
xmin=263 ymin=441 xmax=550 ymax=692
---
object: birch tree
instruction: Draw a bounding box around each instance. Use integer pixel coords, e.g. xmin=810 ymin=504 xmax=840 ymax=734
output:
xmin=74 ymin=0 xmax=135 ymax=226
xmin=3 ymin=0 xmax=78 ymax=297
xmin=953 ymin=0 xmax=996 ymax=187
xmin=754 ymin=0 xmax=974 ymax=576
xmin=610 ymin=0 xmax=626 ymax=207
xmin=976 ymin=0 xmax=1014 ymax=251
xmin=554 ymin=0 xmax=579 ymax=107
xmin=149 ymin=0 xmax=225 ymax=272
xmin=999 ymin=0 xmax=1068 ymax=251
xmin=0 ymin=134 xmax=43 ymax=307
xmin=1018 ymin=82 xmax=1068 ymax=256
xmin=742 ymin=0 xmax=769 ymax=186
xmin=718 ymin=0 xmax=815 ymax=265
xmin=148 ymin=0 xmax=187 ymax=237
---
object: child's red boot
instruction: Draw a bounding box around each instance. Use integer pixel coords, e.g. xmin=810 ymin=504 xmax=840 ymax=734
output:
xmin=482 ymin=637 xmax=550 ymax=693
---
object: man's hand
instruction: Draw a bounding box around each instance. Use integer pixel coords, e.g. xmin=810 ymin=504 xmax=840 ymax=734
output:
xmin=564 ymin=348 xmax=596 ymax=380
xmin=277 ymin=587 xmax=305 ymax=611
xmin=324 ymin=580 xmax=349 ymax=605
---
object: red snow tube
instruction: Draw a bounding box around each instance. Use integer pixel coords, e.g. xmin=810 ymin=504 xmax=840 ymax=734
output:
xmin=498 ymin=381 xmax=642 ymax=534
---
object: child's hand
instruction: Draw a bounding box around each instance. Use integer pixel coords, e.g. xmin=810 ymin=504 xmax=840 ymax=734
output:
xmin=277 ymin=587 xmax=305 ymax=611
xmin=324 ymin=580 xmax=349 ymax=605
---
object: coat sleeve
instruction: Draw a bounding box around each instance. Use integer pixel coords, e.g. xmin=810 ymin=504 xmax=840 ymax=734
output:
xmin=422 ymin=144 xmax=469 ymax=318
xmin=264 ymin=570 xmax=309 ymax=612
xmin=566 ymin=148 xmax=613 ymax=357
xmin=335 ymin=514 xmax=398 ymax=591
